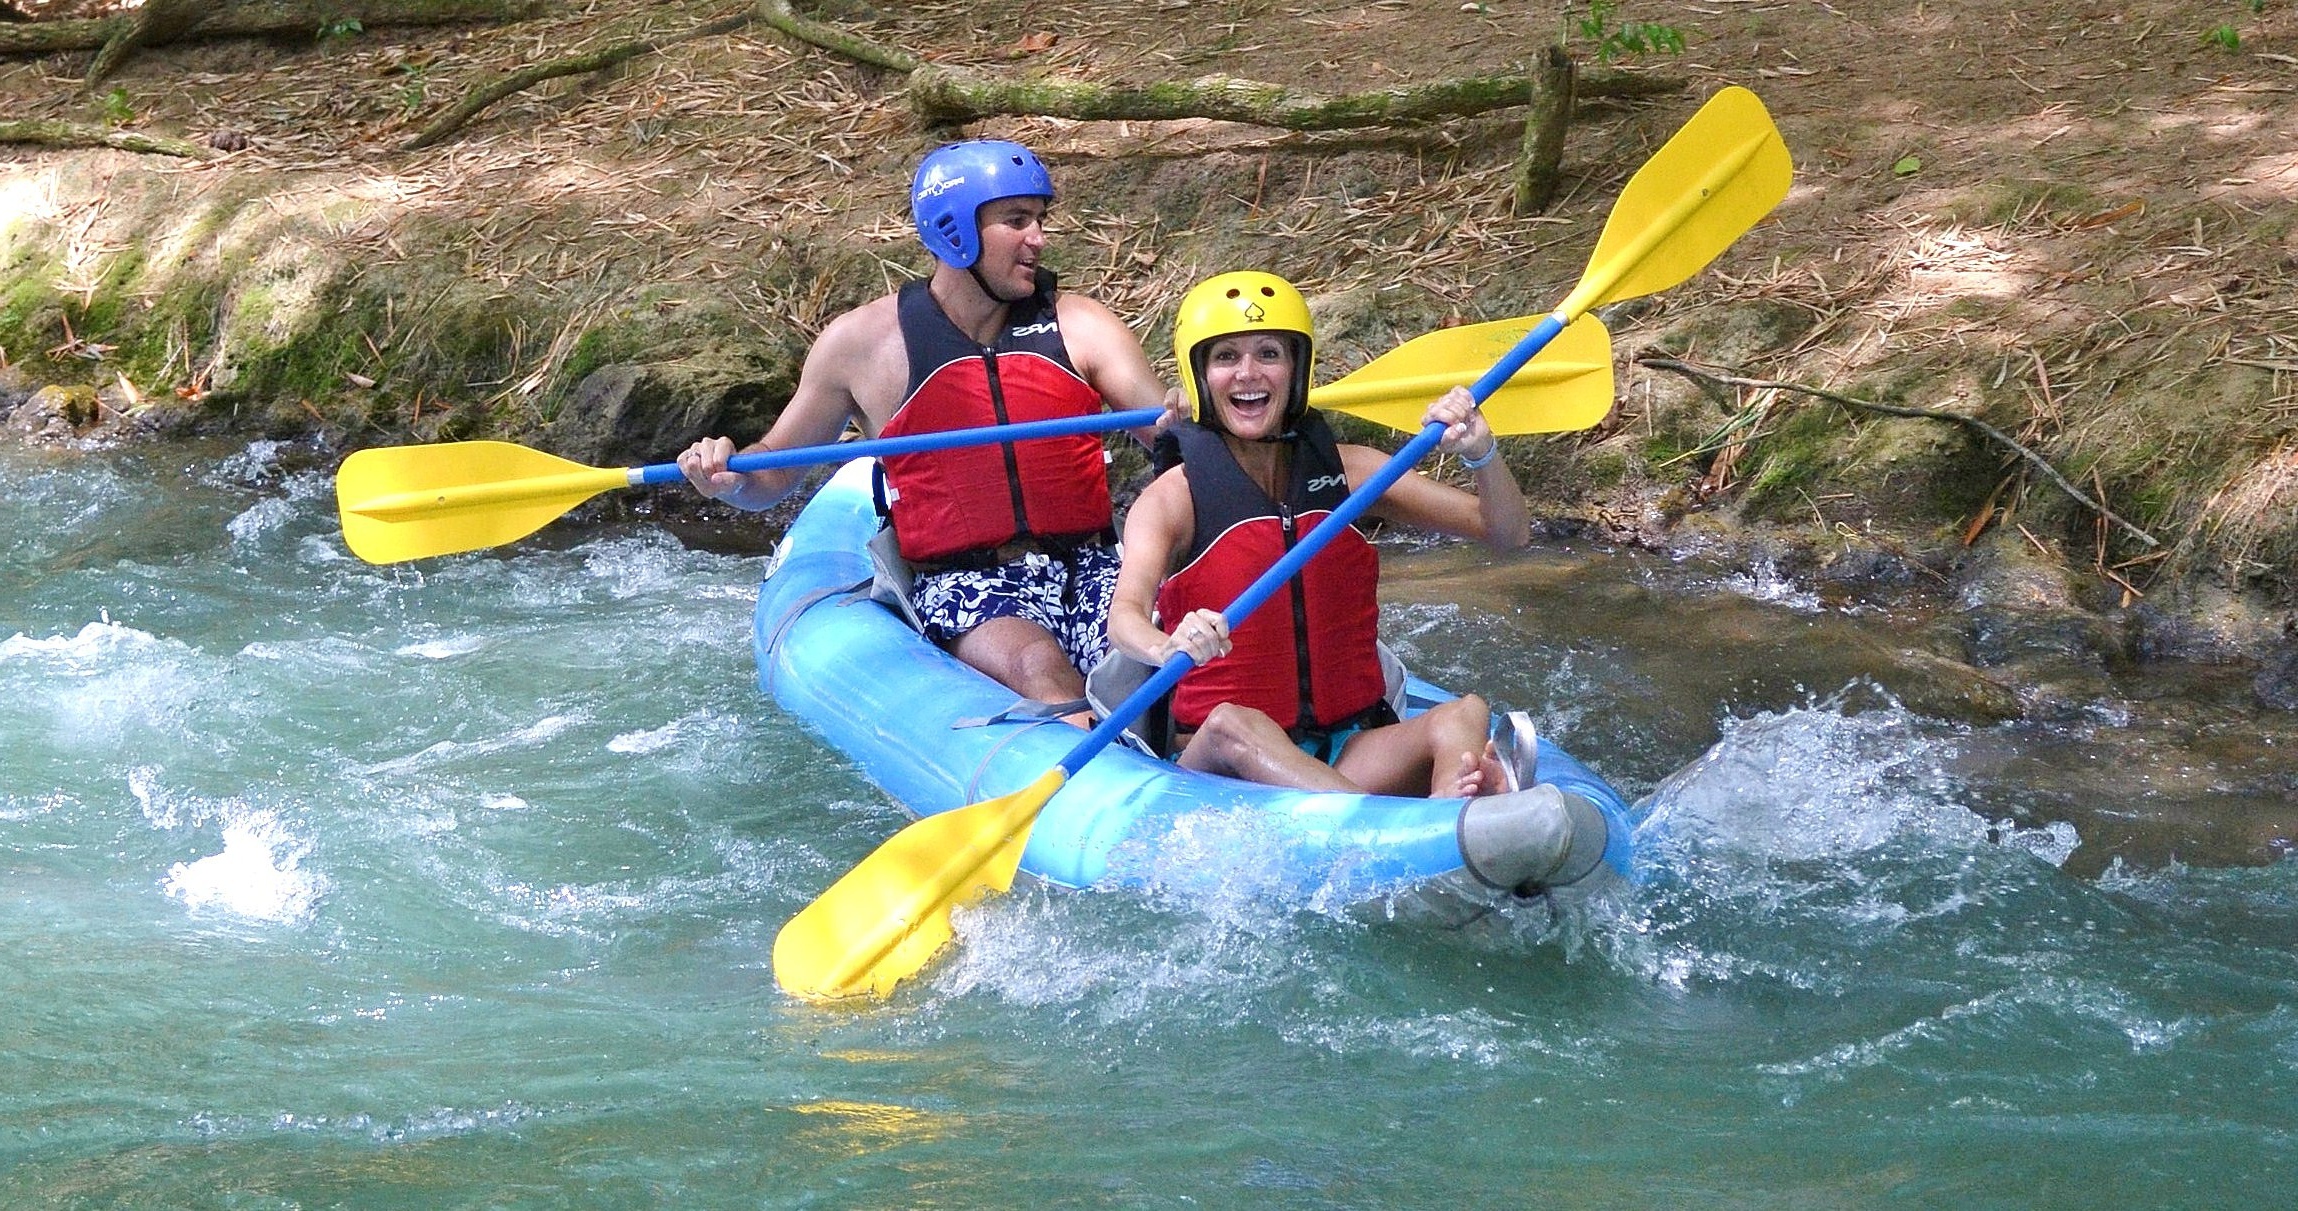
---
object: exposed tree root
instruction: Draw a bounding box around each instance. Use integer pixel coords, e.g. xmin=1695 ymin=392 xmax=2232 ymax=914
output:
xmin=0 ymin=0 xmax=544 ymax=57
xmin=755 ymin=0 xmax=917 ymax=73
xmin=82 ymin=0 xmax=205 ymax=87
xmin=0 ymin=116 xmax=211 ymax=157
xmin=1636 ymin=355 xmax=2162 ymax=550
xmin=402 ymin=7 xmax=756 ymax=150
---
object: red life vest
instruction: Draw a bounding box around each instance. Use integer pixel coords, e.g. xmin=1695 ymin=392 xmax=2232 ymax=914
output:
xmin=878 ymin=277 xmax=1113 ymax=563
xmin=1155 ymin=413 xmax=1386 ymax=733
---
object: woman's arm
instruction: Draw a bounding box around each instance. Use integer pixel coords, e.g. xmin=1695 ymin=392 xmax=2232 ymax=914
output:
xmin=1109 ymin=468 xmax=1231 ymax=666
xmin=1345 ymin=386 xmax=1529 ymax=551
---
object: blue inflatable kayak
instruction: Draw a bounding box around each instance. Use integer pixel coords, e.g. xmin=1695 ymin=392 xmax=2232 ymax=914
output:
xmin=754 ymin=460 xmax=1635 ymax=902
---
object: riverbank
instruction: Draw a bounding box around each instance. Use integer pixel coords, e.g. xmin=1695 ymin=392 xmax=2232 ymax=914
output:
xmin=4 ymin=1 xmax=2297 ymax=694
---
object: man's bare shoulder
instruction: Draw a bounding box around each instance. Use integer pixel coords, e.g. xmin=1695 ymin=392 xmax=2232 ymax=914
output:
xmin=800 ymin=291 xmax=910 ymax=410
xmin=810 ymin=292 xmax=905 ymax=361
xmin=1051 ymin=290 xmax=1127 ymax=333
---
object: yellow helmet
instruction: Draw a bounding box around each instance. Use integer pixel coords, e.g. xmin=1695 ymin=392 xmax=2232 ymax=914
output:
xmin=1172 ymin=271 xmax=1314 ymax=430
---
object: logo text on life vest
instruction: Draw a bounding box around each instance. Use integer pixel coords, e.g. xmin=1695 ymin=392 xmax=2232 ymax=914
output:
xmin=1009 ymin=320 xmax=1058 ymax=337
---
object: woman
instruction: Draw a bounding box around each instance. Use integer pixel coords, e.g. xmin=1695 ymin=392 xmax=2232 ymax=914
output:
xmin=1106 ymin=271 xmax=1531 ymax=797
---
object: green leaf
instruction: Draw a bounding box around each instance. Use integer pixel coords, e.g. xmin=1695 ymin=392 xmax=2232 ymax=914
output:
xmin=1892 ymin=156 xmax=1922 ymax=177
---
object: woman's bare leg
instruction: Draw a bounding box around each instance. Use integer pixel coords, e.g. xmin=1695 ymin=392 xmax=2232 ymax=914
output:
xmin=1177 ymin=702 xmax=1359 ymax=792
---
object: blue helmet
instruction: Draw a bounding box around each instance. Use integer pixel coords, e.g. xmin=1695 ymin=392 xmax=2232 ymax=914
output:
xmin=911 ymin=139 xmax=1055 ymax=269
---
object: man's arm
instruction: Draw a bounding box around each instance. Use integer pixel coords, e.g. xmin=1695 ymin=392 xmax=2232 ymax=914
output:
xmin=1057 ymin=293 xmax=1175 ymax=447
xmin=678 ymin=302 xmax=890 ymax=510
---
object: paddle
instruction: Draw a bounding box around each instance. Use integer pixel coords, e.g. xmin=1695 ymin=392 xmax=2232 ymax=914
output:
xmin=334 ymin=312 xmax=1614 ymax=565
xmin=771 ymin=84 xmax=1792 ymax=1002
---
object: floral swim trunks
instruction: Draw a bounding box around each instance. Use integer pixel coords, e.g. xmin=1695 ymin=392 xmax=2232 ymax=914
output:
xmin=910 ymin=542 xmax=1121 ymax=677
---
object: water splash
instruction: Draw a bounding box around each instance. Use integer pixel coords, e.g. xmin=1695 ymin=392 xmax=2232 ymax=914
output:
xmin=163 ymin=813 xmax=328 ymax=925
xmin=395 ymin=634 xmax=489 ymax=660
xmin=132 ymin=766 xmax=329 ymax=924
xmin=205 ymin=439 xmax=290 ymax=486
xmin=1718 ymin=556 xmax=1825 ymax=613
xmin=358 ymin=713 xmax=588 ymax=776
xmin=225 ymin=495 xmax=296 ymax=544
xmin=3 ymin=620 xmax=207 ymax=748
xmin=1637 ymin=685 xmax=1989 ymax=860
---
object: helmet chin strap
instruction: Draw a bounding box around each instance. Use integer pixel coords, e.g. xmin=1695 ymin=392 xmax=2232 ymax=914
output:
xmin=968 ymin=264 xmax=1030 ymax=306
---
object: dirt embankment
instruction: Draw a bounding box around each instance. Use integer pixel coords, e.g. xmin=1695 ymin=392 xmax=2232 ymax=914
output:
xmin=3 ymin=1 xmax=2297 ymax=687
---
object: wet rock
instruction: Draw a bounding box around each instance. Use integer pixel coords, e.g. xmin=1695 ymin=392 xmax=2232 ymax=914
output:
xmin=1879 ymin=646 xmax=2025 ymax=724
xmin=1814 ymin=537 xmax=1951 ymax=595
xmin=6 ymin=384 xmax=100 ymax=442
xmin=2127 ymin=581 xmax=2295 ymax=667
xmin=543 ymin=342 xmax=801 ymax=470
xmin=0 ymin=362 xmax=32 ymax=414
xmin=2256 ymin=643 xmax=2298 ymax=712
xmin=1952 ymin=531 xmax=2131 ymax=672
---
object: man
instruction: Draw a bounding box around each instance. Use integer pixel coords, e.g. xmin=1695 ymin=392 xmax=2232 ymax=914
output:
xmin=677 ymin=139 xmax=1167 ymax=719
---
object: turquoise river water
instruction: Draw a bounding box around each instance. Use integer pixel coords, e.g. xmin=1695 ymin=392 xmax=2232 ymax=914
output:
xmin=3 ymin=439 xmax=2292 ymax=1207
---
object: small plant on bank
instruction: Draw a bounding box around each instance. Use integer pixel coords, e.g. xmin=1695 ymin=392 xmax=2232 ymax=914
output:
xmin=394 ymin=63 xmax=429 ymax=116
xmin=97 ymin=87 xmax=134 ymax=127
xmin=2209 ymin=0 xmax=2273 ymax=49
xmin=1569 ymin=0 xmax=1687 ymax=64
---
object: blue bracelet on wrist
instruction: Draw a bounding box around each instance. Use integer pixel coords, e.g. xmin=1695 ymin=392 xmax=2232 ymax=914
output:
xmin=1461 ymin=442 xmax=1498 ymax=471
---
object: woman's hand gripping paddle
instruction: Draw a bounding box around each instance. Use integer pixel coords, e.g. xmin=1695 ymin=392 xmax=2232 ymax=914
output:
xmin=771 ymin=86 xmax=1793 ymax=1002
xmin=334 ymin=313 xmax=1616 ymax=566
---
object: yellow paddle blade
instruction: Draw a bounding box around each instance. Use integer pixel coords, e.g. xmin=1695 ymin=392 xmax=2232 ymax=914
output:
xmin=1308 ymin=313 xmax=1613 ymax=435
xmin=336 ymin=441 xmax=632 ymax=564
xmin=1563 ymin=85 xmax=1793 ymax=317
xmin=773 ymin=767 xmax=1067 ymax=1002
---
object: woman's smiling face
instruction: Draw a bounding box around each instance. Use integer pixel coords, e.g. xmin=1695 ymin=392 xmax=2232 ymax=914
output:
xmin=1203 ymin=332 xmax=1294 ymax=439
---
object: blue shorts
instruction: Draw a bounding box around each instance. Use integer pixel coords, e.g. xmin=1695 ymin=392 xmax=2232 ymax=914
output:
xmin=911 ymin=542 xmax=1120 ymax=677
xmin=1295 ymin=721 xmax=1370 ymax=766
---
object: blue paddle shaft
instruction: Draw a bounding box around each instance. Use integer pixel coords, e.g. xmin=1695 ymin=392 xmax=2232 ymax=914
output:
xmin=1059 ymin=312 xmax=1570 ymax=777
xmin=629 ymin=408 xmax=1164 ymax=487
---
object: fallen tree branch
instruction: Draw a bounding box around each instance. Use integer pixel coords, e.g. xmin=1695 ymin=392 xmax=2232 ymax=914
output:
xmin=83 ymin=0 xmax=207 ymax=87
xmin=402 ymin=7 xmax=755 ymax=150
xmin=756 ymin=0 xmax=918 ymax=73
xmin=0 ymin=0 xmax=543 ymax=56
xmin=756 ymin=0 xmax=1675 ymax=200
xmin=904 ymin=60 xmax=1680 ymax=130
xmin=1635 ymin=355 xmax=2162 ymax=550
xmin=0 ymin=117 xmax=212 ymax=158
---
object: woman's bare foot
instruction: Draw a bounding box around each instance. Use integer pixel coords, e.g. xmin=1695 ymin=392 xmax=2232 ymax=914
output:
xmin=1439 ymin=742 xmax=1507 ymax=798
xmin=1475 ymin=739 xmax=1507 ymax=796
